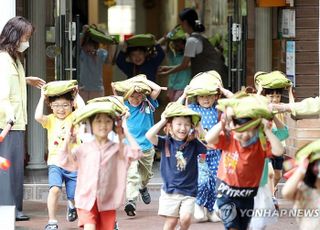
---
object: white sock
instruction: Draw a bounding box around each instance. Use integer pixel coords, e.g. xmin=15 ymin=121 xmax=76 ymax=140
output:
xmin=48 ymin=219 xmax=58 ymax=224
xmin=68 ymin=200 xmax=75 ymax=209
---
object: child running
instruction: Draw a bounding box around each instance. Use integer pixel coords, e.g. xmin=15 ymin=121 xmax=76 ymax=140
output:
xmin=146 ymin=102 xmax=206 ymax=230
xmin=255 ymin=70 xmax=292 ymax=209
xmin=205 ymin=93 xmax=284 ymax=230
xmin=112 ymin=75 xmax=161 ymax=216
xmin=34 ymin=80 xmax=85 ymax=230
xmin=177 ymin=71 xmax=231 ymax=222
xmin=62 ymin=101 xmax=142 ymax=230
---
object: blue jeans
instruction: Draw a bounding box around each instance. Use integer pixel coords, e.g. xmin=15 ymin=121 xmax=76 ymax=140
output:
xmin=48 ymin=165 xmax=77 ymax=200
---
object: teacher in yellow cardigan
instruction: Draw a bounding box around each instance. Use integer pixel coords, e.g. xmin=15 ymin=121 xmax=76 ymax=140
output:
xmin=0 ymin=16 xmax=45 ymax=221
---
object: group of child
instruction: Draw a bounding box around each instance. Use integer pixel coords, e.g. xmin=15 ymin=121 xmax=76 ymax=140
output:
xmin=25 ymin=7 xmax=320 ymax=230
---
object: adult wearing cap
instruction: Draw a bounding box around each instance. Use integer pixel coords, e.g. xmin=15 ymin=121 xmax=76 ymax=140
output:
xmin=0 ymin=16 xmax=45 ymax=221
xmin=158 ymin=8 xmax=228 ymax=87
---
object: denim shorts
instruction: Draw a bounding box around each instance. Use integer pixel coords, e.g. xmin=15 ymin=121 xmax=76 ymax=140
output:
xmin=48 ymin=165 xmax=77 ymax=200
xmin=216 ymin=194 xmax=254 ymax=230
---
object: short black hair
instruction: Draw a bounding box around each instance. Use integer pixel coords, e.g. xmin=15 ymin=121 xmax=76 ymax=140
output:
xmin=48 ymin=91 xmax=74 ymax=103
xmin=233 ymin=117 xmax=252 ymax=126
xmin=262 ymin=88 xmax=284 ymax=96
xmin=304 ymin=161 xmax=318 ymax=188
xmin=126 ymin=46 xmax=147 ymax=55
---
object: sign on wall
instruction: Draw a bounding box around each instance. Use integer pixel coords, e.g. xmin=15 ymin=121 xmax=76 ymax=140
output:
xmin=286 ymin=41 xmax=295 ymax=86
xmin=282 ymin=9 xmax=295 ymax=38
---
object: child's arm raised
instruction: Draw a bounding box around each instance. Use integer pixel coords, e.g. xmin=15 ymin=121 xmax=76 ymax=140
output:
xmin=205 ymin=121 xmax=224 ymax=146
xmin=146 ymin=116 xmax=167 ymax=146
xmin=34 ymin=87 xmax=48 ymax=125
xmin=219 ymin=85 xmax=234 ymax=98
xmin=205 ymin=108 xmax=231 ymax=145
xmin=145 ymin=79 xmax=162 ymax=100
xmin=282 ymin=158 xmax=308 ymax=201
xmin=263 ymin=119 xmax=285 ymax=156
xmin=73 ymin=88 xmax=85 ymax=109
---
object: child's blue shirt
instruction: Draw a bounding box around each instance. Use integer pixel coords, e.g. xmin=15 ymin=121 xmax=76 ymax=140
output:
xmin=125 ymin=97 xmax=158 ymax=151
xmin=155 ymin=136 xmax=207 ymax=197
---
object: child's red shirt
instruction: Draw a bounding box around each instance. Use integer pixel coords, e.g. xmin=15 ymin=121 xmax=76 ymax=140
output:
xmin=214 ymin=131 xmax=272 ymax=198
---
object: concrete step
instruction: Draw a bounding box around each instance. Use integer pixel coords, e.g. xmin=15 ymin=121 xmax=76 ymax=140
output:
xmin=23 ymin=182 xmax=286 ymax=202
xmin=23 ymin=182 xmax=163 ymax=202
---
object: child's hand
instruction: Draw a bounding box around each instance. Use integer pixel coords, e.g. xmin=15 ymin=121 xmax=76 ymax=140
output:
xmin=256 ymin=84 xmax=263 ymax=95
xmin=65 ymin=126 xmax=77 ymax=144
xmin=262 ymin=118 xmax=272 ymax=131
xmin=298 ymin=157 xmax=309 ymax=174
xmin=158 ymin=66 xmax=171 ymax=76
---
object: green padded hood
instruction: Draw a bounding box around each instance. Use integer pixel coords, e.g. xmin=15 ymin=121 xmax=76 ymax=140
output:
xmin=216 ymin=92 xmax=273 ymax=120
xmin=167 ymin=25 xmax=186 ymax=40
xmin=112 ymin=74 xmax=153 ymax=100
xmin=73 ymin=101 xmax=118 ymax=125
xmin=295 ymin=139 xmax=320 ymax=163
xmin=43 ymin=80 xmax=78 ymax=97
xmin=87 ymin=26 xmax=118 ymax=44
xmin=186 ymin=70 xmax=222 ymax=98
xmin=87 ymin=95 xmax=128 ymax=116
xmin=254 ymin=71 xmax=292 ymax=89
xmin=162 ymin=102 xmax=201 ymax=126
xmin=126 ymin=34 xmax=156 ymax=47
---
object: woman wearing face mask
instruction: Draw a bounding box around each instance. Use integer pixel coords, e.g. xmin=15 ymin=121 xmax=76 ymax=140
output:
xmin=0 ymin=16 xmax=45 ymax=221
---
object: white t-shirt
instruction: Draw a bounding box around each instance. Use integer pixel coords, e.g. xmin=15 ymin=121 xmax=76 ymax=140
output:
xmin=184 ymin=33 xmax=203 ymax=58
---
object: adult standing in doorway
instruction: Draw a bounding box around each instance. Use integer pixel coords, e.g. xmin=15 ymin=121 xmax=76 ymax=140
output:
xmin=0 ymin=16 xmax=45 ymax=221
xmin=158 ymin=8 xmax=228 ymax=87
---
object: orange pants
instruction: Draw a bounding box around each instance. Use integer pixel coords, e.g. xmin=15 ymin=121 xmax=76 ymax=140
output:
xmin=77 ymin=201 xmax=116 ymax=230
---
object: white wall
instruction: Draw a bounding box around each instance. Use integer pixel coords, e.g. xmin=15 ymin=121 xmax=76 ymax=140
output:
xmin=0 ymin=0 xmax=15 ymax=33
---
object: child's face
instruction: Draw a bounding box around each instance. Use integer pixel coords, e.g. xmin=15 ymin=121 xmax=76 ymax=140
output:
xmin=50 ymin=98 xmax=73 ymax=120
xmin=266 ymin=92 xmax=281 ymax=104
xmin=170 ymin=116 xmax=192 ymax=141
xmin=129 ymin=50 xmax=146 ymax=66
xmin=91 ymin=113 xmax=113 ymax=139
xmin=233 ymin=125 xmax=257 ymax=145
xmin=197 ymin=95 xmax=218 ymax=108
xmin=128 ymin=92 xmax=144 ymax=107
xmin=172 ymin=40 xmax=185 ymax=52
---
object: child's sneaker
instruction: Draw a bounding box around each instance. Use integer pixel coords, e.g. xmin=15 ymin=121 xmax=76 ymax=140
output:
xmin=114 ymin=220 xmax=120 ymax=230
xmin=45 ymin=223 xmax=58 ymax=230
xmin=207 ymin=211 xmax=221 ymax=223
xmin=66 ymin=207 xmax=78 ymax=222
xmin=272 ymin=197 xmax=279 ymax=211
xmin=194 ymin=204 xmax=208 ymax=222
xmin=124 ymin=200 xmax=136 ymax=216
xmin=139 ymin=187 xmax=151 ymax=204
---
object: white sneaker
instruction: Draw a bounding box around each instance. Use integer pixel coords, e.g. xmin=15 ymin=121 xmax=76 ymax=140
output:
xmin=194 ymin=204 xmax=208 ymax=222
xmin=207 ymin=211 xmax=221 ymax=223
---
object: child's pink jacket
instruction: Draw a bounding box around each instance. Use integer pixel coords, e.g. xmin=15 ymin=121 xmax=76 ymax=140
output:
xmin=71 ymin=140 xmax=141 ymax=211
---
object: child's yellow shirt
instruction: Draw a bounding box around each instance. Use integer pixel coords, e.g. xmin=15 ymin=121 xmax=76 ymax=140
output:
xmin=42 ymin=113 xmax=75 ymax=165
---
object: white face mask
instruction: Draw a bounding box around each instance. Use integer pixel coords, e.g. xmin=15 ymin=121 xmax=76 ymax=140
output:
xmin=17 ymin=41 xmax=29 ymax=52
